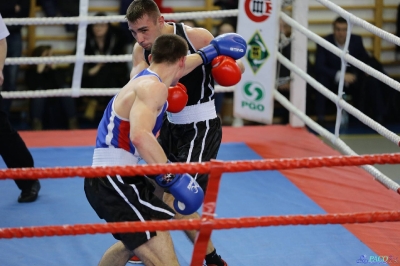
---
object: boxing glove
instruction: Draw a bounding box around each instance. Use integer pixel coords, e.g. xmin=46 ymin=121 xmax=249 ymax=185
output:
xmin=167 ymin=83 xmax=188 ymax=113
xmin=176 ymin=82 xmax=187 ymax=93
xmin=211 ymin=55 xmax=242 ymax=86
xmin=197 ymin=33 xmax=247 ymax=65
xmin=155 ymin=172 xmax=204 ymax=215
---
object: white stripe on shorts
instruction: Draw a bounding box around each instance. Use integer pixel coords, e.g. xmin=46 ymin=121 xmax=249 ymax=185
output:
xmin=107 ymin=175 xmax=151 ymax=239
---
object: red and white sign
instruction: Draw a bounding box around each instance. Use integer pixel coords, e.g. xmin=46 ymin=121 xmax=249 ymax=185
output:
xmin=244 ymin=0 xmax=273 ymax=23
xmin=235 ymin=0 xmax=280 ymax=124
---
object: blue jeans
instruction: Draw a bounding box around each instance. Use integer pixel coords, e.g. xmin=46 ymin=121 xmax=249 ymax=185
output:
xmin=2 ymin=32 xmax=22 ymax=114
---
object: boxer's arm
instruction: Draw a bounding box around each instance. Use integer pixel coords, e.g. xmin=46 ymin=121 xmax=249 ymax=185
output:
xmin=186 ymin=28 xmax=246 ymax=75
xmin=181 ymin=27 xmax=214 ymax=76
xmin=129 ymin=80 xmax=168 ymax=164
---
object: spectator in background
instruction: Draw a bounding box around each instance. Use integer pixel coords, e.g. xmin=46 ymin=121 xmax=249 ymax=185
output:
xmin=25 ymin=45 xmax=78 ymax=130
xmin=276 ymin=18 xmax=317 ymax=124
xmin=0 ymin=0 xmax=30 ymax=114
xmin=315 ymin=16 xmax=386 ymax=125
xmin=37 ymin=0 xmax=79 ymax=33
xmin=277 ymin=18 xmax=292 ymax=87
xmin=80 ymin=12 xmax=129 ymax=123
xmin=274 ymin=18 xmax=293 ymax=124
xmin=315 ymin=16 xmax=367 ymax=125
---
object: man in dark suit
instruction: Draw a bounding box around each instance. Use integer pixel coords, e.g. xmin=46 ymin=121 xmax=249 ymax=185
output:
xmin=314 ymin=16 xmax=371 ymax=125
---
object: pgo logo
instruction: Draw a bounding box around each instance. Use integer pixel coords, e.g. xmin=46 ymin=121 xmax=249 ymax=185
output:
xmin=244 ymin=0 xmax=272 ymax=23
xmin=242 ymin=82 xmax=264 ymax=101
xmin=241 ymin=81 xmax=265 ymax=112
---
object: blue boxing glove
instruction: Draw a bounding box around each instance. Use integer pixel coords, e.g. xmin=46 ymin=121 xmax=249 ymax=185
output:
xmin=155 ymin=173 xmax=204 ymax=215
xmin=197 ymin=33 xmax=247 ymax=65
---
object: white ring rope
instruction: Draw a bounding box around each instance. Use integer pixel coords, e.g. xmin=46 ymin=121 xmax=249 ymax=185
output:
xmin=277 ymin=3 xmax=400 ymax=190
xmin=4 ymin=9 xmax=238 ymax=66
xmin=9 ymin=10 xmax=397 ymax=90
xmin=316 ymin=0 xmax=400 ymax=46
xmin=277 ymin=52 xmax=400 ymax=146
xmin=280 ymin=12 xmax=400 ymax=93
xmin=1 ymin=88 xmax=120 ymax=98
xmin=2 ymin=8 xmax=236 ymax=97
xmin=5 ymin=55 xmax=131 ymax=65
xmin=2 ymin=5 xmax=400 ymax=189
xmin=0 ymin=86 xmax=233 ymax=98
xmin=2 ymin=10 xmax=239 ymax=26
xmin=273 ymin=86 xmax=400 ymax=193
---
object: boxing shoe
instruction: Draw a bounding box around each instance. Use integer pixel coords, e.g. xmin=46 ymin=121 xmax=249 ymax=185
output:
xmin=18 ymin=180 xmax=41 ymax=203
xmin=128 ymin=255 xmax=142 ymax=264
xmin=205 ymin=257 xmax=228 ymax=266
xmin=204 ymin=251 xmax=228 ymax=266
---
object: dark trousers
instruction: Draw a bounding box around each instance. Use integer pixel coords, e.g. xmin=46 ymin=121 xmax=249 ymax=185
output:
xmin=315 ymin=74 xmax=387 ymax=124
xmin=315 ymin=74 xmax=363 ymax=123
xmin=0 ymin=95 xmax=37 ymax=191
xmin=2 ymin=32 xmax=22 ymax=114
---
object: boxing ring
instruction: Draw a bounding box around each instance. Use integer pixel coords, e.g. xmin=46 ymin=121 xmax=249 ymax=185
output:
xmin=2 ymin=1 xmax=400 ymax=265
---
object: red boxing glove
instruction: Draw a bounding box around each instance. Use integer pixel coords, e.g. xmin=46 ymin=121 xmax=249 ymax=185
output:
xmin=167 ymin=83 xmax=188 ymax=113
xmin=211 ymin=55 xmax=242 ymax=86
xmin=175 ymin=82 xmax=187 ymax=93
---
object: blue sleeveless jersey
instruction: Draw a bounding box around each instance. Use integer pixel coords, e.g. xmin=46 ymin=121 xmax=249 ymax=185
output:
xmin=95 ymin=69 xmax=168 ymax=155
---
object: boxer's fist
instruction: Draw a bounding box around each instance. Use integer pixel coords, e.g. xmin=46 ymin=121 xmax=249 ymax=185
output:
xmin=175 ymin=82 xmax=187 ymax=93
xmin=211 ymin=55 xmax=242 ymax=86
xmin=155 ymin=173 xmax=204 ymax=215
xmin=167 ymin=83 xmax=188 ymax=113
xmin=197 ymin=33 xmax=247 ymax=65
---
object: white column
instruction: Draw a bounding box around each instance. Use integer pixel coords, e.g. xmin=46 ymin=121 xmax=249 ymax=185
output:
xmin=289 ymin=0 xmax=308 ymax=127
xmin=71 ymin=0 xmax=89 ymax=97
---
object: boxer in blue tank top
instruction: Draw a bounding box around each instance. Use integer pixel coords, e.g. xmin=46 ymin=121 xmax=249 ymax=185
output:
xmin=84 ymin=34 xmax=191 ymax=266
xmin=95 ymin=69 xmax=167 ymax=156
